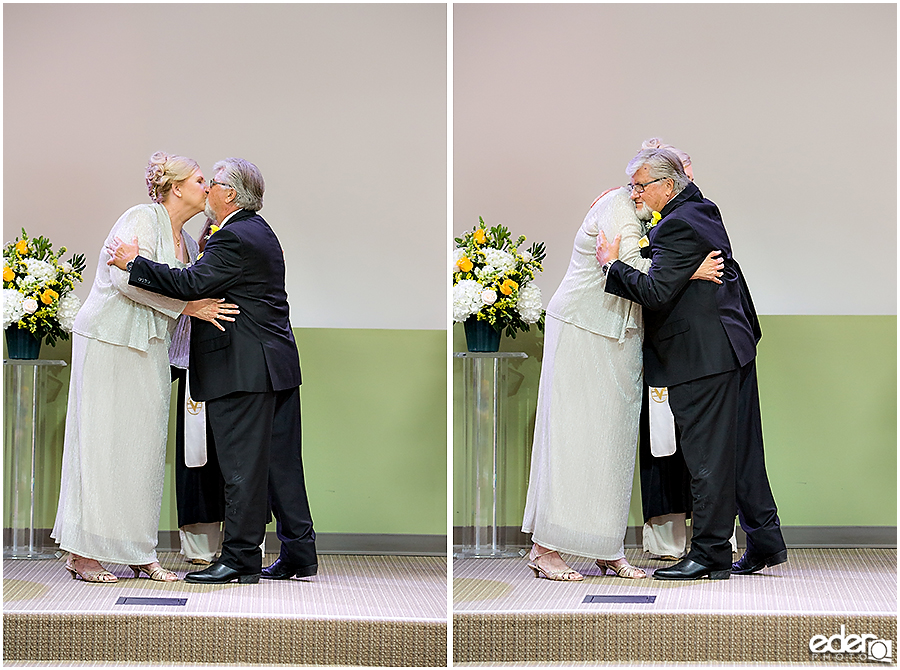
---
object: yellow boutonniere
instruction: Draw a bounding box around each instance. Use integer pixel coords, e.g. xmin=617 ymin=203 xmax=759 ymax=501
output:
xmin=649 ymin=211 xmax=662 ymax=227
xmin=638 ymin=236 xmax=649 ymax=248
xmin=209 ymin=224 xmax=220 ymax=235
xmin=196 ymin=252 xmax=204 ymax=260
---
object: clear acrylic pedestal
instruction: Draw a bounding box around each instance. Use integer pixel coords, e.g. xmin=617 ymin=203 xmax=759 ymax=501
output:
xmin=454 ymin=352 xmax=527 ymax=558
xmin=4 ymin=359 xmax=66 ymax=559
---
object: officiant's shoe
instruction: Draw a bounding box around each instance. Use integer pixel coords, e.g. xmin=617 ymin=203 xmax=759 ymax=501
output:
xmin=184 ymin=562 xmax=260 ymax=584
xmin=652 ymin=558 xmax=731 ymax=581
xmin=261 ymin=558 xmax=318 ymax=580
xmin=732 ymin=549 xmax=788 ymax=575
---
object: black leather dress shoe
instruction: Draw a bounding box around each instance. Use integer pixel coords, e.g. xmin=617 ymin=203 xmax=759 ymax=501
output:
xmin=261 ymin=558 xmax=318 ymax=580
xmin=652 ymin=558 xmax=731 ymax=581
xmin=732 ymin=549 xmax=788 ymax=575
xmin=184 ymin=562 xmax=260 ymax=584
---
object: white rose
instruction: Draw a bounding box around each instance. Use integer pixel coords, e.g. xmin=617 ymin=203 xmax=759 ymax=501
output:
xmin=521 ymin=251 xmax=533 ymax=263
xmin=480 ymin=289 xmax=497 ymax=305
xmin=22 ymin=298 xmax=38 ymax=314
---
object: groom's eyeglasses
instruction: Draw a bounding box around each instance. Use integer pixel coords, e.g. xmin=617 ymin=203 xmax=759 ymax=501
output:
xmin=626 ymin=177 xmax=665 ymax=194
xmin=209 ymin=180 xmax=235 ymax=190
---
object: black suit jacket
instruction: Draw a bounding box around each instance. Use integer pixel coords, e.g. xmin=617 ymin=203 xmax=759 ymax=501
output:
xmin=605 ymin=182 xmax=761 ymax=387
xmin=129 ymin=209 xmax=302 ymax=401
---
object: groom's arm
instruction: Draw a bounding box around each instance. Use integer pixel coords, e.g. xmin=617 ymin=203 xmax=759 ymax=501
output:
xmin=604 ymin=218 xmax=708 ymax=311
xmin=128 ymin=228 xmax=244 ymax=301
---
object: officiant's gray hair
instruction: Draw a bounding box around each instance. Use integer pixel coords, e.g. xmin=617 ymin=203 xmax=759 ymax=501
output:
xmin=626 ymin=147 xmax=690 ymax=195
xmin=213 ymin=158 xmax=265 ymax=211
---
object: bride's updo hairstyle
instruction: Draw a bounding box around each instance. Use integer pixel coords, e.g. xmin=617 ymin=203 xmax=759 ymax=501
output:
xmin=146 ymin=151 xmax=200 ymax=203
xmin=640 ymin=138 xmax=691 ymax=172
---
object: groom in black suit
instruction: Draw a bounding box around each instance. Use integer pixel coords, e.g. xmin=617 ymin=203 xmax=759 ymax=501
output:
xmin=109 ymin=158 xmax=316 ymax=584
xmin=596 ymin=147 xmax=786 ymax=580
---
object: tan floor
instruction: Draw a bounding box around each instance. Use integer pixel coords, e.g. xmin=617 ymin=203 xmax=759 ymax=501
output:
xmin=454 ymin=548 xmax=896 ymax=615
xmin=5 ymin=552 xmax=447 ymax=621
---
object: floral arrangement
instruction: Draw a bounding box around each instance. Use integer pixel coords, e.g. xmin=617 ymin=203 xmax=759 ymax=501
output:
xmin=453 ymin=217 xmax=546 ymax=338
xmin=3 ymin=228 xmax=86 ymax=346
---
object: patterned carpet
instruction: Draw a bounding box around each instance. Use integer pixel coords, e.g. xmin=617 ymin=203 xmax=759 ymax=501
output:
xmin=453 ymin=548 xmax=897 ymax=665
xmin=4 ymin=552 xmax=448 ymax=666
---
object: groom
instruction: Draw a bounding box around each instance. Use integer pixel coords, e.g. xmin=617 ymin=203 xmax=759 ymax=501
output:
xmin=109 ymin=157 xmax=317 ymax=584
xmin=596 ymin=146 xmax=786 ymax=580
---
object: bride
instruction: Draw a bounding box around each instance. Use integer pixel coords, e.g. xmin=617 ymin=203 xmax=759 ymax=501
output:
xmin=51 ymin=152 xmax=238 ymax=583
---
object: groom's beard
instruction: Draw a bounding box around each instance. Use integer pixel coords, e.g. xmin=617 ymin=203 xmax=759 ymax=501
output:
xmin=204 ymin=202 xmax=217 ymax=222
xmin=634 ymin=201 xmax=653 ymax=222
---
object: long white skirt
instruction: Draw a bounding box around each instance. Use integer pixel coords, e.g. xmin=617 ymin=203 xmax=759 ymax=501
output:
xmin=522 ymin=315 xmax=643 ymax=559
xmin=51 ymin=333 xmax=171 ymax=565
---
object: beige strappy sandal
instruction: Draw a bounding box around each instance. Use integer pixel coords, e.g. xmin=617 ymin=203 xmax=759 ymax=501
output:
xmin=527 ymin=545 xmax=584 ymax=581
xmin=65 ymin=557 xmax=118 ymax=583
xmin=595 ymin=557 xmax=647 ymax=579
xmin=130 ymin=562 xmax=178 ymax=582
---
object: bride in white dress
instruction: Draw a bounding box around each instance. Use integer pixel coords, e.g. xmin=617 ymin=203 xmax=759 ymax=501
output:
xmin=51 ymin=153 xmax=238 ymax=583
xmin=522 ymin=144 xmax=720 ymax=580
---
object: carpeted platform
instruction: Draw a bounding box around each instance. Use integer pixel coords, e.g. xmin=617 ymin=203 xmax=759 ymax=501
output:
xmin=4 ymin=552 xmax=447 ymax=666
xmin=453 ymin=548 xmax=897 ymax=665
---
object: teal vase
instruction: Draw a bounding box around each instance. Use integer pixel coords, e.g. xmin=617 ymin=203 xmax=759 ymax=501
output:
xmin=5 ymin=327 xmax=42 ymax=360
xmin=463 ymin=317 xmax=501 ymax=352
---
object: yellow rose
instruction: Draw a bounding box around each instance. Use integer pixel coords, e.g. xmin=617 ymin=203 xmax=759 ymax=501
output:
xmin=638 ymin=236 xmax=649 ymax=248
xmin=210 ymin=225 xmax=220 ymax=234
xmin=499 ymin=278 xmax=518 ymax=296
xmin=3 ymin=266 xmax=14 ymax=282
xmin=15 ymin=240 xmax=28 ymax=255
xmin=40 ymin=288 xmax=58 ymax=304
xmin=650 ymin=211 xmax=662 ymax=227
xmin=473 ymin=229 xmax=486 ymax=244
xmin=457 ymin=256 xmax=473 ymax=273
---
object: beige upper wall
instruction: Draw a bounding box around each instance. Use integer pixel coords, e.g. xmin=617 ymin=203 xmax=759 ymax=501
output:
xmin=454 ymin=3 xmax=896 ymax=315
xmin=5 ymin=3 xmax=447 ymax=329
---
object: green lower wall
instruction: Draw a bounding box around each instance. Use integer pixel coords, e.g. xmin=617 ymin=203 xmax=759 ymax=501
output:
xmin=6 ymin=328 xmax=447 ymax=536
xmin=453 ymin=315 xmax=897 ymax=528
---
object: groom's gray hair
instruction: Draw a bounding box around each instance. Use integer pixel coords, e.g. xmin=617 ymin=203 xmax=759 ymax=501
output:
xmin=626 ymin=148 xmax=690 ymax=195
xmin=214 ymin=158 xmax=265 ymax=212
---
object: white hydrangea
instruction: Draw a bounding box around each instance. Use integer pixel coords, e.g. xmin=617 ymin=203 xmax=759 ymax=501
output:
xmin=515 ymin=283 xmax=543 ymax=324
xmin=481 ymin=248 xmax=516 ymax=274
xmin=57 ymin=292 xmax=81 ymax=332
xmin=3 ymin=289 xmax=25 ymax=329
xmin=453 ymin=279 xmax=483 ymax=322
xmin=22 ymin=258 xmax=56 ymax=284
